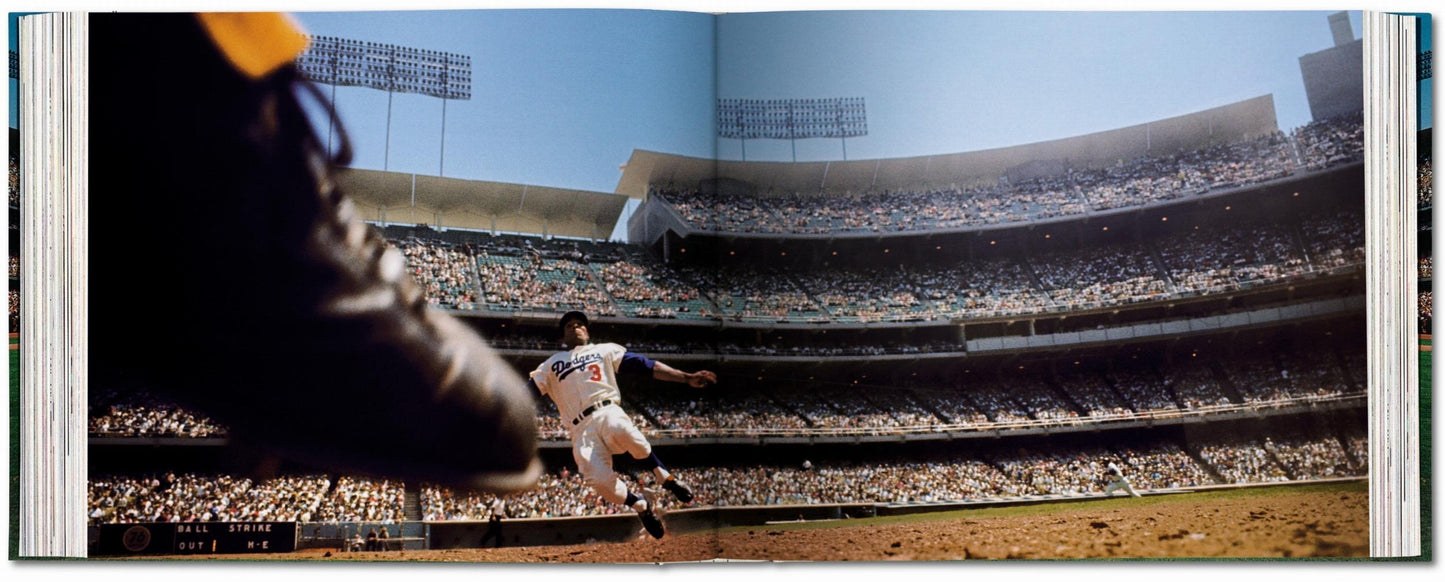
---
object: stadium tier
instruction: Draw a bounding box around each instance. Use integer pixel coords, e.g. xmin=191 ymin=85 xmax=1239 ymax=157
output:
xmin=1421 ymin=152 xmax=1434 ymax=207
xmin=91 ymin=331 xmax=1364 ymax=441
xmin=369 ymin=206 xmax=1363 ymax=325
xmin=1422 ymin=291 xmax=1433 ymax=335
xmin=88 ymin=419 xmax=1365 ymax=524
xmin=87 ymin=474 xmax=404 ymax=524
xmin=85 ymin=104 xmax=1375 ymax=539
xmin=655 ymin=113 xmax=1359 ymax=236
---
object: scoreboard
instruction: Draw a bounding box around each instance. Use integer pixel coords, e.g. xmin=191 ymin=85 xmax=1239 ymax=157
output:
xmin=95 ymin=522 xmax=298 ymax=556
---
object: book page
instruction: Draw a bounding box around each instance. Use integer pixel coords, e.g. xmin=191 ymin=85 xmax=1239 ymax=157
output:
xmin=1411 ymin=12 xmax=1432 ymax=561
xmin=695 ymin=10 xmax=1371 ymax=560
xmin=48 ymin=7 xmax=1416 ymax=563
xmin=83 ymin=10 xmax=724 ymax=560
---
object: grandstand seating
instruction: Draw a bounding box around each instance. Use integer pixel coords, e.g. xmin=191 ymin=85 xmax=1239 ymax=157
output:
xmin=1420 ymin=153 xmax=1433 ymax=206
xmin=89 ymin=422 xmax=1367 ymax=524
xmin=386 ymin=210 xmax=1362 ymax=325
xmin=85 ymin=111 xmax=1373 ymax=531
xmin=659 ymin=115 xmax=1360 ymax=235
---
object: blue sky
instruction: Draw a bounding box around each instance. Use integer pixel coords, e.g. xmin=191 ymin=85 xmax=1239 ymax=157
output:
xmin=298 ymin=10 xmax=1365 ymax=174
xmin=5 ymin=9 xmax=1377 ymax=239
xmin=289 ymin=10 xmax=1365 ymax=239
xmin=294 ymin=10 xmax=717 ymax=193
xmin=293 ymin=10 xmax=1364 ymax=181
xmin=716 ymin=11 xmax=1364 ymax=162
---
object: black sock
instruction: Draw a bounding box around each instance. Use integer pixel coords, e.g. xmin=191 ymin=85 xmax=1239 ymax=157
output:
xmin=624 ymin=492 xmax=641 ymax=509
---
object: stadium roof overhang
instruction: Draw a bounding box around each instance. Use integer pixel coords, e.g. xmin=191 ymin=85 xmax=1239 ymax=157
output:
xmin=337 ymin=169 xmax=628 ymax=239
xmin=615 ymin=95 xmax=1279 ymax=198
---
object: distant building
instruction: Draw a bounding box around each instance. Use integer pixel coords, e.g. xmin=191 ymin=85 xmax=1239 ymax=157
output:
xmin=1299 ymin=11 xmax=1364 ymax=122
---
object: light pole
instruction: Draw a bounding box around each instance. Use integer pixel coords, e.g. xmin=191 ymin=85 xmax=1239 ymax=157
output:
xmin=717 ymin=97 xmax=867 ymax=163
xmin=296 ymin=36 xmax=472 ymax=175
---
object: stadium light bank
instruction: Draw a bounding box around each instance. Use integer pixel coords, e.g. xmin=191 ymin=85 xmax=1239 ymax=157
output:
xmin=296 ymin=35 xmax=473 ymax=176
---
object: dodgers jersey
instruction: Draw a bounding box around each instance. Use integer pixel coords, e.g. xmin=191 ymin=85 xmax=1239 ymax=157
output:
xmin=528 ymin=342 xmax=654 ymax=425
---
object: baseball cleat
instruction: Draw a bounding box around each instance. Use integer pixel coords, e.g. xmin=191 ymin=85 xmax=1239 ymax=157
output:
xmin=662 ymin=476 xmax=694 ymax=504
xmin=637 ymin=508 xmax=666 ymax=539
xmin=636 ymin=488 xmax=665 ymax=539
xmin=90 ymin=13 xmax=541 ymax=493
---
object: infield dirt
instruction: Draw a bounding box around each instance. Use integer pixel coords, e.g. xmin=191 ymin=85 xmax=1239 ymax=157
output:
xmin=159 ymin=482 xmax=1367 ymax=562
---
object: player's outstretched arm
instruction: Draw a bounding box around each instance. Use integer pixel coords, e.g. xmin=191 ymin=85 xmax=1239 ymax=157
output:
xmin=652 ymin=361 xmax=718 ymax=388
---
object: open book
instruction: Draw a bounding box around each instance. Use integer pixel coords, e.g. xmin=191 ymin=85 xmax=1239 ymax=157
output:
xmin=9 ymin=9 xmax=1431 ymax=561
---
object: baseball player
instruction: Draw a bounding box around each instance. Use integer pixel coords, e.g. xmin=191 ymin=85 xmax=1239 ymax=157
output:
xmin=1102 ymin=460 xmax=1142 ymax=497
xmin=527 ymin=311 xmax=717 ymax=539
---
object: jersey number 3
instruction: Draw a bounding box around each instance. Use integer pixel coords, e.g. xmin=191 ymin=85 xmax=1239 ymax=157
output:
xmin=588 ymin=363 xmax=603 ymax=382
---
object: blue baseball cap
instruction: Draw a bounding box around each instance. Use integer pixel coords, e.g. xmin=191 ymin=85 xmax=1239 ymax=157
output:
xmin=558 ymin=311 xmax=589 ymax=337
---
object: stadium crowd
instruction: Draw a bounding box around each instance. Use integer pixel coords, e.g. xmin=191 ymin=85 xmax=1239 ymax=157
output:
xmin=1033 ymin=244 xmax=1170 ymax=310
xmin=1294 ymin=112 xmax=1365 ymax=170
xmin=87 ymin=474 xmax=407 ymax=525
xmin=1264 ymin=432 xmax=1357 ymax=480
xmin=1104 ymin=366 xmax=1178 ymax=413
xmin=390 ymin=238 xmax=479 ymax=310
xmin=476 ymin=253 xmax=619 ymax=316
xmin=700 ymin=264 xmax=829 ymax=323
xmin=8 ymin=157 xmax=17 ymax=207
xmin=920 ymin=257 xmax=1054 ymax=318
xmin=1421 ymin=153 xmax=1433 ymax=206
xmin=1300 ymin=210 xmax=1366 ymax=271
xmin=1227 ymin=348 xmax=1353 ymax=403
xmin=417 ymin=344 xmax=1364 ymax=441
xmin=1422 ymin=291 xmax=1433 ymax=335
xmin=307 ymin=477 xmax=407 ymax=523
xmin=89 ymin=424 xmax=1364 ymax=524
xmin=1199 ymin=438 xmax=1293 ymax=484
xmin=660 ymin=117 xmax=1359 ymax=235
xmin=489 ymin=331 xmax=968 ymax=358
xmin=89 ymin=388 xmax=227 ymax=438
xmin=1164 ymin=359 xmax=1235 ymax=409
xmin=1156 ymin=222 xmax=1310 ymax=295
xmin=87 ymin=340 xmax=1363 ymax=442
xmin=383 ymin=211 xmax=1362 ymax=324
xmin=1054 ymin=371 xmax=1134 ymax=418
xmin=88 ymin=473 xmax=330 ymax=523
xmin=594 ymin=254 xmax=713 ymax=319
xmin=427 ymin=431 xmax=1361 ymax=517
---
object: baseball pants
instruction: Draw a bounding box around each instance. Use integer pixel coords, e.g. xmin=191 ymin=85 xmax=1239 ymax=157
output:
xmin=570 ymin=406 xmax=653 ymax=505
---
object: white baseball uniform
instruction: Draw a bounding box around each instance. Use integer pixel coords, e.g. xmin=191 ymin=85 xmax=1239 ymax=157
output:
xmin=1103 ymin=462 xmax=1142 ymax=497
xmin=529 ymin=342 xmax=654 ymax=506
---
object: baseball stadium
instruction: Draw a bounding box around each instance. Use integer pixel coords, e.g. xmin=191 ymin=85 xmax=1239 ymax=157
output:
xmin=48 ymin=11 xmax=1429 ymax=561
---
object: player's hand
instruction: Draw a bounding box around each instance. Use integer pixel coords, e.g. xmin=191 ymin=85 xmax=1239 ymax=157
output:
xmin=687 ymin=370 xmax=717 ymax=388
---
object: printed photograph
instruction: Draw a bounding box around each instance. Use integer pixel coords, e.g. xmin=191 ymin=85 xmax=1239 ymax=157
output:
xmin=79 ymin=9 xmax=1369 ymax=560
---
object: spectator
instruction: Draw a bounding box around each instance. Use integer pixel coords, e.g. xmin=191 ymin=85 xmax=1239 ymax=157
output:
xmin=659 ymin=124 xmax=1355 ymax=235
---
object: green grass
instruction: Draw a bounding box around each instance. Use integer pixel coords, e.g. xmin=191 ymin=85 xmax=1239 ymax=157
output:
xmin=1421 ymin=342 xmax=1433 ymax=562
xmin=9 ymin=335 xmax=17 ymax=560
xmin=717 ymin=481 xmax=1368 ymax=534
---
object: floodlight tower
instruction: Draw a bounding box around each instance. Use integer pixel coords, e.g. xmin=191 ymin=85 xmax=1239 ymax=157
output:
xmin=717 ymin=97 xmax=867 ymax=162
xmin=296 ymin=36 xmax=472 ymax=176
